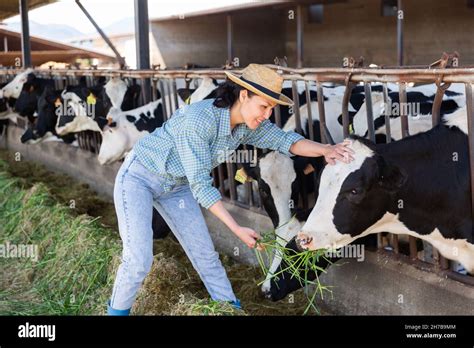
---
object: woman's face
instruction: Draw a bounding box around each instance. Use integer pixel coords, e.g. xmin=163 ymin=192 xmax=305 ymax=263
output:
xmin=239 ymin=90 xmax=277 ymax=130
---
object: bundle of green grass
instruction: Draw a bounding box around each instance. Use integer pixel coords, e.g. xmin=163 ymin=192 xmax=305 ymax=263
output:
xmin=254 ymin=222 xmax=335 ymax=315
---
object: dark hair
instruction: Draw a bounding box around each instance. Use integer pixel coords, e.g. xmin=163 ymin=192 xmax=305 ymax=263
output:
xmin=213 ymin=80 xmax=256 ymax=108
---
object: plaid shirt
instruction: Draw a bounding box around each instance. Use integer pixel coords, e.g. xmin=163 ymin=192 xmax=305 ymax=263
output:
xmin=134 ymin=99 xmax=305 ymax=209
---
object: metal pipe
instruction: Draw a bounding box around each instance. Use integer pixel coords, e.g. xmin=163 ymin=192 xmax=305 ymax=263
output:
xmin=19 ymin=0 xmax=32 ymax=67
xmin=291 ymin=80 xmax=302 ymax=134
xmin=397 ymin=0 xmax=404 ymax=66
xmin=3 ymin=36 xmax=8 ymax=52
xmin=316 ymin=81 xmax=328 ymax=144
xmin=398 ymin=82 xmax=409 ymax=138
xmin=158 ymin=80 xmax=169 ymax=120
xmin=75 ymin=0 xmax=126 ymax=68
xmin=227 ymin=14 xmax=233 ymax=65
xmin=274 ymin=105 xmax=282 ymax=128
xmin=364 ymin=82 xmax=375 ymax=142
xmin=465 ymin=83 xmax=474 ymax=237
xmin=341 ymin=80 xmax=353 ymax=138
xmin=296 ymin=5 xmax=304 ymax=68
xmin=383 ymin=83 xmax=392 ymax=143
xmin=172 ymin=78 xmax=179 ymax=111
xmin=305 ymin=81 xmax=315 ymax=141
xmin=134 ymin=0 xmax=151 ymax=103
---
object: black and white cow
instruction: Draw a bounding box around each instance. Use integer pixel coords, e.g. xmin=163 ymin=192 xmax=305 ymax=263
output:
xmin=55 ymin=77 xmax=110 ymax=136
xmin=296 ymin=106 xmax=474 ymax=274
xmin=352 ymin=85 xmax=465 ymax=142
xmin=1 ymin=68 xmax=34 ymax=100
xmin=14 ymin=73 xmax=55 ymax=123
xmin=98 ymin=100 xmax=165 ymax=165
xmin=20 ymin=85 xmax=76 ymax=144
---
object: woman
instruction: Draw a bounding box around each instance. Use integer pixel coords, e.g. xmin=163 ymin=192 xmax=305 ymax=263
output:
xmin=107 ymin=64 xmax=354 ymax=315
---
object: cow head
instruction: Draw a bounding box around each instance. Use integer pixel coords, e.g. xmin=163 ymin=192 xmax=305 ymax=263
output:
xmin=97 ymin=119 xmax=133 ymax=165
xmin=103 ymin=77 xmax=142 ymax=112
xmin=297 ymin=137 xmax=406 ymax=251
xmin=244 ymin=151 xmax=297 ymax=228
xmin=15 ymin=74 xmax=43 ymax=121
xmin=21 ymin=86 xmax=75 ymax=144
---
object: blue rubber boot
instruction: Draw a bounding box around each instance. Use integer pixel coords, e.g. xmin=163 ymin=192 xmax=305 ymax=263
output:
xmin=229 ymin=299 xmax=242 ymax=310
xmin=107 ymin=300 xmax=131 ymax=316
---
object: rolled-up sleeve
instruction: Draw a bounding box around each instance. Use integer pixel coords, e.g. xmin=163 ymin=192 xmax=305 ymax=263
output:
xmin=242 ymin=120 xmax=305 ymax=157
xmin=175 ymin=127 xmax=221 ymax=209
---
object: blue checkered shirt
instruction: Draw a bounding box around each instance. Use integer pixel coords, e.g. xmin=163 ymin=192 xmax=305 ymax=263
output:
xmin=134 ymin=99 xmax=305 ymax=209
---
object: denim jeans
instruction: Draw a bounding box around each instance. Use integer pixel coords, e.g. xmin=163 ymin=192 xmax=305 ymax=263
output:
xmin=109 ymin=150 xmax=237 ymax=312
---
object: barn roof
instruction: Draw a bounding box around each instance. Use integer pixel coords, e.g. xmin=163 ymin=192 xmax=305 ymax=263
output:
xmin=0 ymin=26 xmax=116 ymax=66
xmin=0 ymin=0 xmax=56 ymax=21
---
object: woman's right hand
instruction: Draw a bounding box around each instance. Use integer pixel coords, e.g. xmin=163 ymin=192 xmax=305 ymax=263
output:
xmin=233 ymin=226 xmax=264 ymax=251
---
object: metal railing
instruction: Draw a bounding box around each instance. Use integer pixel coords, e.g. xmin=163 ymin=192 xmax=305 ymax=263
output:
xmin=1 ymin=61 xmax=474 ymax=285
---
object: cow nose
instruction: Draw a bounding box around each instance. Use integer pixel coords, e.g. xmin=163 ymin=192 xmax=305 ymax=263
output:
xmin=296 ymin=232 xmax=314 ymax=251
xmin=262 ymin=288 xmax=272 ymax=300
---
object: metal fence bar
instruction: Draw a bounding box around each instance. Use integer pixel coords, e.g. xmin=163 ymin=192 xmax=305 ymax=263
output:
xmin=291 ymin=80 xmax=302 ymax=135
xmin=342 ymin=79 xmax=354 ymax=138
xmin=465 ymin=83 xmax=474 ymax=259
xmin=316 ymin=81 xmax=328 ymax=144
xmin=364 ymin=82 xmax=375 ymax=142
xmin=305 ymin=81 xmax=315 ymax=142
xmin=158 ymin=79 xmax=169 ymax=120
xmin=274 ymin=105 xmax=282 ymax=128
xmin=383 ymin=83 xmax=392 ymax=143
xmin=398 ymin=82 xmax=417 ymax=259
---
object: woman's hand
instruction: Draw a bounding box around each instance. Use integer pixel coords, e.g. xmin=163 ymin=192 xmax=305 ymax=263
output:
xmin=233 ymin=226 xmax=264 ymax=251
xmin=323 ymin=140 xmax=355 ymax=165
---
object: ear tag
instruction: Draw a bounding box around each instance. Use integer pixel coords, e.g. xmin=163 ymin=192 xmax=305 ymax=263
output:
xmin=54 ymin=98 xmax=62 ymax=107
xmin=87 ymin=93 xmax=97 ymax=105
xmin=235 ymin=168 xmax=253 ymax=184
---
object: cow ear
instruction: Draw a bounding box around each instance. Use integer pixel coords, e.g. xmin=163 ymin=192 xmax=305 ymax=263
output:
xmin=177 ymin=88 xmax=195 ymax=103
xmin=378 ymin=157 xmax=406 ymax=193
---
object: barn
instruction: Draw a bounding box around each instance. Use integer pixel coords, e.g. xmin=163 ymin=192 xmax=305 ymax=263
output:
xmin=0 ymin=0 xmax=473 ymax=343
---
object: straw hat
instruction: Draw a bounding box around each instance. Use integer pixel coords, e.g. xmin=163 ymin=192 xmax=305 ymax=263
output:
xmin=224 ymin=64 xmax=293 ymax=106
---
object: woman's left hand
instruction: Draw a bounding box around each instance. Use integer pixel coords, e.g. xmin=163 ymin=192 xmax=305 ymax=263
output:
xmin=323 ymin=140 xmax=355 ymax=165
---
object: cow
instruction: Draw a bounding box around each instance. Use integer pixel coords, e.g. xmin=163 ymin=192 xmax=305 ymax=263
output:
xmin=55 ymin=78 xmax=110 ymax=136
xmin=352 ymin=86 xmax=464 ymax=142
xmin=20 ymin=85 xmax=76 ymax=144
xmin=99 ymin=77 xmax=226 ymax=165
xmin=0 ymin=88 xmax=15 ymax=122
xmin=1 ymin=68 xmax=34 ymax=100
xmin=98 ymin=100 xmax=164 ymax=165
xmin=296 ymin=106 xmax=474 ymax=275
xmin=176 ymin=77 xmax=219 ymax=107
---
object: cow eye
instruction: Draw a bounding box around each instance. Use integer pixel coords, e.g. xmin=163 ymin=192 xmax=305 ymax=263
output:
xmin=350 ymin=189 xmax=358 ymax=195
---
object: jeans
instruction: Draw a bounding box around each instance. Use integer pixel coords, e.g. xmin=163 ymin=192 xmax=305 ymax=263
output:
xmin=108 ymin=150 xmax=237 ymax=312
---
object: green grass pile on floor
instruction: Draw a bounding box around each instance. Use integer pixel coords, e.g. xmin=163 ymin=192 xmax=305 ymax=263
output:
xmin=0 ymin=161 xmax=121 ymax=315
xmin=0 ymin=150 xmax=325 ymax=315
